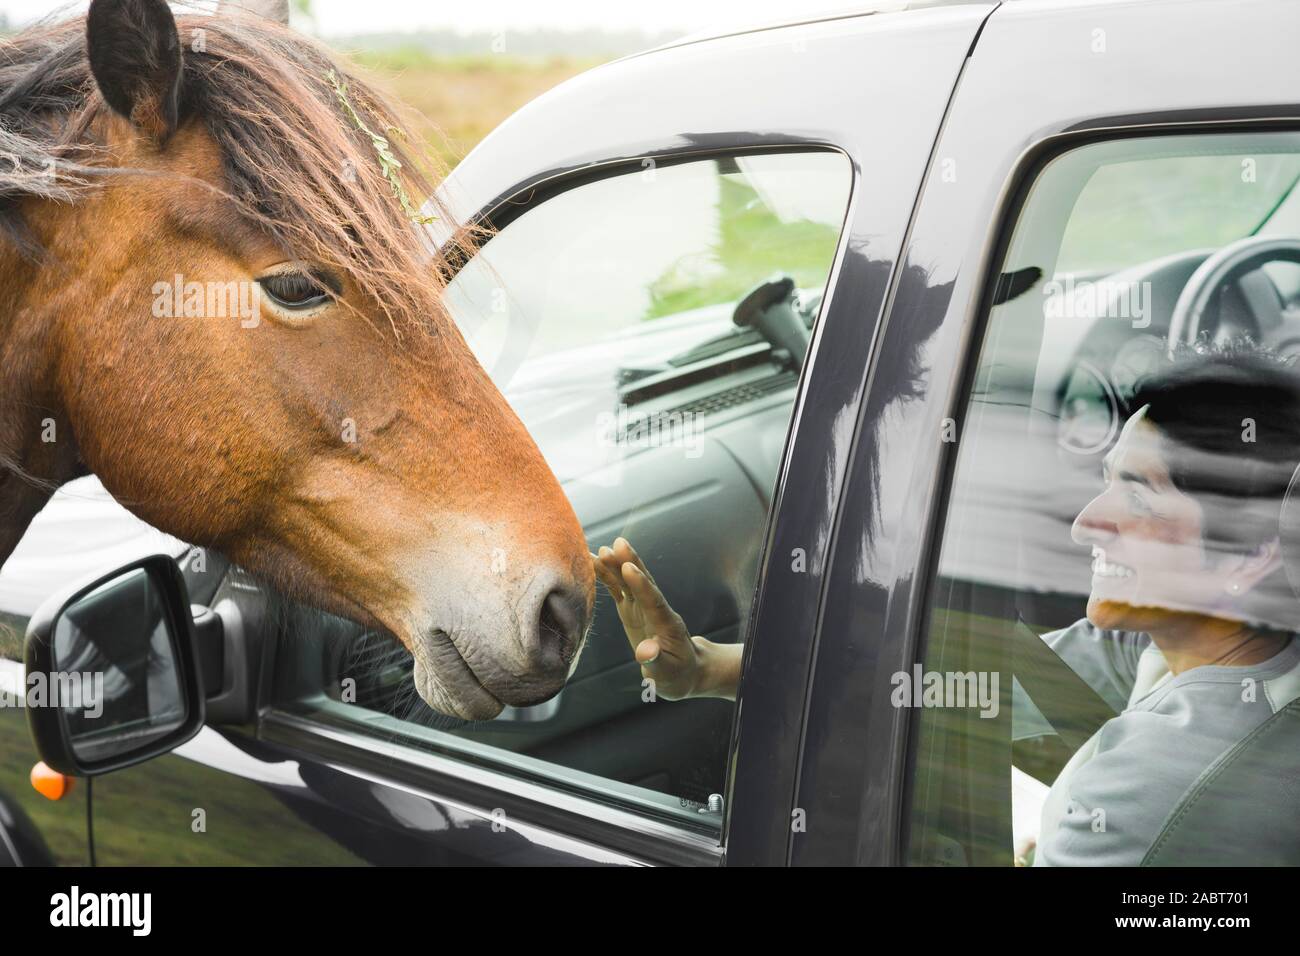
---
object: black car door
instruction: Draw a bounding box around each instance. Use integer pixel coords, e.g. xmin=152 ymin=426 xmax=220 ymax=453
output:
xmin=793 ymin=0 xmax=1300 ymax=867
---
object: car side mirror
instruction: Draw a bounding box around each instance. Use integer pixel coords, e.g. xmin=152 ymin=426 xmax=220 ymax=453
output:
xmin=23 ymin=554 xmax=205 ymax=776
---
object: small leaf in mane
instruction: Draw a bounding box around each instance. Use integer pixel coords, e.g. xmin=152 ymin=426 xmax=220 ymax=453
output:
xmin=325 ymin=68 xmax=437 ymax=226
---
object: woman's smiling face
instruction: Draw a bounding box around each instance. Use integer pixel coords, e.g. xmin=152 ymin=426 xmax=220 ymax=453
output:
xmin=1070 ymin=408 xmax=1256 ymax=633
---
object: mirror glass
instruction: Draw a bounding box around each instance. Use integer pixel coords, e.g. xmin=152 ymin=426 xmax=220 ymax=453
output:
xmin=52 ymin=567 xmax=188 ymax=766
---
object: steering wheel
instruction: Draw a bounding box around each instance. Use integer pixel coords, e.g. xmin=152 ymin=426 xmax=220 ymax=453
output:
xmin=1167 ymin=235 xmax=1300 ymax=351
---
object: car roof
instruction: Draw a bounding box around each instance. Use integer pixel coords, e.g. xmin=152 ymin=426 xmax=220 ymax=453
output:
xmin=638 ymin=0 xmax=1164 ymax=58
xmin=642 ymin=0 xmax=992 ymax=55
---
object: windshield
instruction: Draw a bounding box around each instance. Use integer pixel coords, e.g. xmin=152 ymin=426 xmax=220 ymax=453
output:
xmin=1056 ymin=150 xmax=1300 ymax=276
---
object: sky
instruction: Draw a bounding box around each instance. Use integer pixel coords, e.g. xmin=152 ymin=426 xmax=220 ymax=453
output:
xmin=0 ymin=0 xmax=876 ymax=36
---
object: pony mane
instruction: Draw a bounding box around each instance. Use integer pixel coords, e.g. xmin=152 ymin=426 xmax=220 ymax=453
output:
xmin=0 ymin=5 xmax=473 ymax=338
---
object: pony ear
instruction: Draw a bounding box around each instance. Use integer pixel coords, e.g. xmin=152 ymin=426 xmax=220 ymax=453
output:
xmin=86 ymin=0 xmax=184 ymax=143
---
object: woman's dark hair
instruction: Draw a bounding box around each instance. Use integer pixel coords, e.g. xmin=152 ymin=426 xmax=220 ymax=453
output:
xmin=1127 ymin=343 xmax=1300 ymax=559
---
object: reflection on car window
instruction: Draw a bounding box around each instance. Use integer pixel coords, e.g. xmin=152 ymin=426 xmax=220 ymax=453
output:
xmin=908 ymin=132 xmax=1300 ymax=867
xmin=1057 ymin=152 xmax=1300 ymax=275
xmin=273 ymin=150 xmax=852 ymax=833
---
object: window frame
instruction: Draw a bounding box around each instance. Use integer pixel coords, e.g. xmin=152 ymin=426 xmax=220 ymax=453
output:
xmin=261 ymin=142 xmax=858 ymax=863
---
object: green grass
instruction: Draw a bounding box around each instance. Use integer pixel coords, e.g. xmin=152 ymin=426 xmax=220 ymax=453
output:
xmin=344 ymin=50 xmax=601 ymax=170
xmin=0 ymin=611 xmax=24 ymax=662
xmin=351 ymin=47 xmax=598 ymax=74
xmin=0 ymin=709 xmax=89 ymax=864
xmin=645 ymin=175 xmax=841 ymax=319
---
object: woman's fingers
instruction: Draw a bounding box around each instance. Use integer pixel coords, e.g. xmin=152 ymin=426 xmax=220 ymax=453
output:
xmin=592 ymin=548 xmax=624 ymax=602
xmin=596 ymin=540 xmax=682 ymax=662
xmin=590 ymin=551 xmax=617 ymax=598
xmin=634 ymin=638 xmax=677 ymax=695
xmin=612 ymin=537 xmax=655 ymax=584
xmin=621 ymin=562 xmax=686 ymax=647
xmin=635 ymin=637 xmax=680 ymax=692
xmin=596 ymin=545 xmax=622 ymax=576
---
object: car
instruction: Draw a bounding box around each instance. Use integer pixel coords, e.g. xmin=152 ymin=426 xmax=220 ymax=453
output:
xmin=3 ymin=0 xmax=1300 ymax=867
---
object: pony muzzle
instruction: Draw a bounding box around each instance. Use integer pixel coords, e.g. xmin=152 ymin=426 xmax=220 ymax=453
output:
xmin=407 ymin=567 xmax=591 ymax=720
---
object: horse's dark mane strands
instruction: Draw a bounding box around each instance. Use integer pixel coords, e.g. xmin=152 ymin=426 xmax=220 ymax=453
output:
xmin=0 ymin=4 xmax=474 ymax=339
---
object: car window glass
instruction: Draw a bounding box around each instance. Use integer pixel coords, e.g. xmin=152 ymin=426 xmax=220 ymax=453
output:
xmin=906 ymin=131 xmax=1300 ymax=866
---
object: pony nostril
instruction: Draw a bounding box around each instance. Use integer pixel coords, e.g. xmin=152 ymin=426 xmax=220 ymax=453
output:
xmin=537 ymin=588 xmax=582 ymax=668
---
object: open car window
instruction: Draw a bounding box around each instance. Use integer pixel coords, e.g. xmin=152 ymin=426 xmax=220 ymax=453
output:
xmin=906 ymin=131 xmax=1300 ymax=867
xmin=271 ymin=150 xmax=853 ymax=836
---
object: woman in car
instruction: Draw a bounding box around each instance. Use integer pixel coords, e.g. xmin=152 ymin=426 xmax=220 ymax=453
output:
xmin=594 ymin=344 xmax=1300 ymax=866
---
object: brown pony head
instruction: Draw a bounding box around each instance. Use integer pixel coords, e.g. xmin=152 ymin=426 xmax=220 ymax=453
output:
xmin=0 ymin=0 xmax=594 ymax=720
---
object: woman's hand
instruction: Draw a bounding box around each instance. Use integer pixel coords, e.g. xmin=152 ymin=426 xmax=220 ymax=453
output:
xmin=591 ymin=537 xmax=740 ymax=701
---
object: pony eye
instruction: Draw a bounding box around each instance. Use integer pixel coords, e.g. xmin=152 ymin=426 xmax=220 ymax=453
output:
xmin=259 ymin=272 xmax=333 ymax=309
